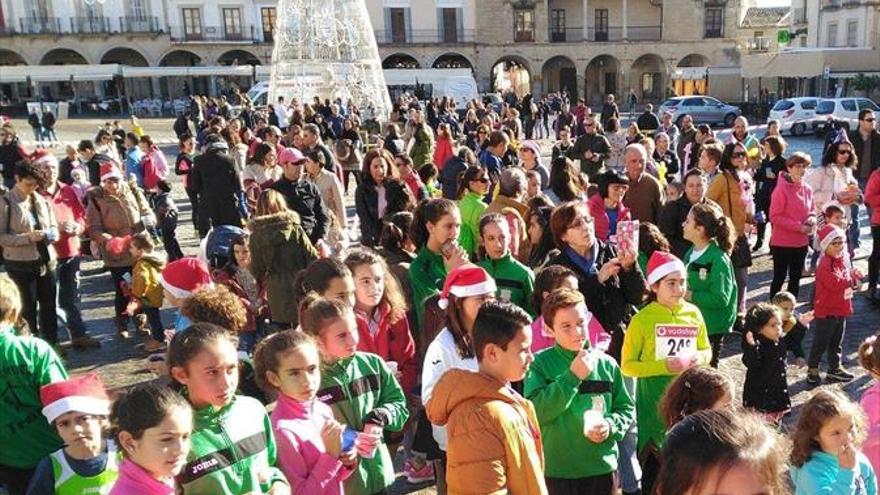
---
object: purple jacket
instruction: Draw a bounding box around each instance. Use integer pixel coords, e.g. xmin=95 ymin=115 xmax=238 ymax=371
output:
xmin=270 ymin=394 xmax=352 ymax=495
xmin=770 ymin=173 xmax=814 ymax=248
xmin=108 ymin=458 xmax=175 ymax=495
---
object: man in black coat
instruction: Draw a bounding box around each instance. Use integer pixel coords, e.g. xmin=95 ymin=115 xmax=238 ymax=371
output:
xmin=636 ymin=103 xmax=660 ymax=133
xmin=76 ymin=140 xmax=109 ymax=187
xmin=599 ymin=94 xmax=620 ymax=130
xmin=850 ymin=108 xmax=880 ymax=185
xmin=270 ymin=148 xmax=329 ymax=246
xmin=189 ymin=134 xmax=244 ymax=237
xmin=567 ymin=114 xmax=611 ymax=180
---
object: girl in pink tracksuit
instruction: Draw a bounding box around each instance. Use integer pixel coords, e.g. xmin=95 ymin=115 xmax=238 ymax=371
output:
xmin=859 ymin=332 xmax=880 ymax=474
xmin=254 ymin=330 xmax=353 ymax=495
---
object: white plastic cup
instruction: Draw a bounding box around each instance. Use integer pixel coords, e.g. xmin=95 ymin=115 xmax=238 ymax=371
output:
xmin=583 ymin=410 xmax=605 ymax=438
xmin=386 ymin=361 xmax=399 ymax=375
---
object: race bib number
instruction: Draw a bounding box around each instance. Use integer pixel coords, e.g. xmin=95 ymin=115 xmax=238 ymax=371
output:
xmin=655 ymin=324 xmax=699 ymax=360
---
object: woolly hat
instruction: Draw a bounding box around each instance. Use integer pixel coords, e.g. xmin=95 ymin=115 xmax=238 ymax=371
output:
xmin=818 ymin=224 xmax=845 ymax=252
xmin=520 ymin=140 xmax=541 ymax=156
xmin=438 ymin=264 xmax=496 ymax=310
xmin=160 ymin=257 xmax=214 ymax=300
xmin=278 ymin=146 xmax=306 ymax=165
xmin=646 ymin=251 xmax=686 ymax=286
xmin=99 ymin=160 xmax=122 ymax=182
xmin=40 ymin=373 xmax=110 ymax=423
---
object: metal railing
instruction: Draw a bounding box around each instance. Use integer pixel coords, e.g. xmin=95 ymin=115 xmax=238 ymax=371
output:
xmin=373 ymin=29 xmax=476 ymax=44
xmin=549 ymin=25 xmax=662 ymax=42
xmin=119 ymin=16 xmax=161 ymax=33
xmin=70 ymin=16 xmax=110 ymax=34
xmin=19 ymin=17 xmax=61 ymax=34
xmin=169 ymin=24 xmax=256 ymax=42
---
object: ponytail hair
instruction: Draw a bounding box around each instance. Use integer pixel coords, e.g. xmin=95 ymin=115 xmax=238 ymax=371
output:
xmin=291 ymin=258 xmax=352 ymax=321
xmin=689 ymin=202 xmax=736 ymax=255
xmin=456 ymin=165 xmax=484 ymax=200
xmin=410 ymin=198 xmax=458 ymax=249
xmin=379 ymin=211 xmax=413 ymax=254
xmin=298 ymin=292 xmax=355 ymax=339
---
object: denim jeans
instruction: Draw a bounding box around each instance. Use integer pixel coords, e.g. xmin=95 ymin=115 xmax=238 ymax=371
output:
xmin=56 ymin=256 xmax=88 ymax=339
xmin=616 ymin=376 xmax=641 ymax=493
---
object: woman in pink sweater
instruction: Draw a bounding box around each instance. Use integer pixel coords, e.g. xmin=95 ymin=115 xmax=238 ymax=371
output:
xmin=254 ymin=330 xmax=354 ymax=495
xmin=859 ymin=333 xmax=880 ymax=473
xmin=768 ymin=152 xmax=814 ymax=298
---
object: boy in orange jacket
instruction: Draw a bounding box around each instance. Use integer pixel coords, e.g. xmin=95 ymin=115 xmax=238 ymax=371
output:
xmin=425 ymin=300 xmax=548 ymax=495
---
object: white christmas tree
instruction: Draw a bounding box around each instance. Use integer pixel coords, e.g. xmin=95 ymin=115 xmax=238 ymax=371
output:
xmin=269 ymin=0 xmax=391 ymax=119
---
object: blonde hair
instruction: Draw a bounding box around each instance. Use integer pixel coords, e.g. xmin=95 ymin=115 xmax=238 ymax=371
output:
xmin=0 ymin=275 xmax=22 ymax=325
xmin=255 ymin=189 xmax=291 ymax=217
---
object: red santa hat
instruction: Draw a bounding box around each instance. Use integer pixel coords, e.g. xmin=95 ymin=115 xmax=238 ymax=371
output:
xmin=438 ymin=264 xmax=496 ymax=310
xmin=818 ymin=224 xmax=846 ymax=252
xmin=160 ymin=257 xmax=214 ymax=300
xmin=99 ymin=161 xmax=122 ymax=182
xmin=646 ymin=251 xmax=687 ymax=286
xmin=29 ymin=149 xmax=58 ymax=168
xmin=40 ymin=373 xmax=110 ymax=423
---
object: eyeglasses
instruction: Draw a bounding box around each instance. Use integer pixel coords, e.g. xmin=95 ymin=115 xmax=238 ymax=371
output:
xmin=732 ymin=152 xmax=747 ymax=158
xmin=478 ymin=130 xmax=487 ymax=135
xmin=567 ymin=216 xmax=594 ymax=230
xmin=838 ymin=150 xmax=852 ymax=156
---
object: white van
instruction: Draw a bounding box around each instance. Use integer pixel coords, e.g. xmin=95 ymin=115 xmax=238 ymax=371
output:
xmin=245 ymin=68 xmax=478 ymax=110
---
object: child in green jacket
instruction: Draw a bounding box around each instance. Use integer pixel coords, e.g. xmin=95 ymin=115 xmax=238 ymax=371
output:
xmin=168 ymin=322 xmax=289 ymax=495
xmin=301 ymin=295 xmax=409 ymax=495
xmin=478 ymin=213 xmax=536 ymax=316
xmin=525 ymin=289 xmax=635 ymax=494
xmin=682 ymin=202 xmax=738 ymax=368
xmin=621 ymin=251 xmax=712 ymax=495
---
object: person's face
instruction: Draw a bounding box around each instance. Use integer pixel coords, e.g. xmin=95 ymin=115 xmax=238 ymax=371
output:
xmin=662 ymin=114 xmax=672 ymax=126
xmin=836 ymin=144 xmax=853 ymax=165
xmin=283 ymin=161 xmax=303 ymax=181
xmin=787 ymin=159 xmax=808 ymax=181
xmin=0 ymin=129 xmax=11 ymax=144
xmin=369 ymin=157 xmax=388 ymax=183
xmin=584 ymin=119 xmax=596 ymax=135
xmin=481 ymin=221 xmax=510 ymax=260
xmin=181 ymin=138 xmax=195 ymax=153
xmin=548 ymin=303 xmax=590 ymax=352
xmin=683 ymin=460 xmax=773 ymax=495
xmin=654 ymin=273 xmax=687 ymax=307
xmin=318 ymin=315 xmax=359 ymax=361
xmin=682 ymin=210 xmax=704 ymax=243
xmin=560 ymin=209 xmax=595 ymax=252
xmin=120 ymin=407 xmax=192 ymax=481
xmin=666 ymin=184 xmax=681 ymax=201
xmin=40 ymin=164 xmax=58 ymax=185
xmin=171 ymin=339 xmax=239 ymax=409
xmin=323 ymin=276 xmax=356 ymax=308
xmin=427 ymin=211 xmax=461 ymax=246
xmin=266 ymin=343 xmax=322 ymax=402
xmin=128 ymin=242 xmax=145 ymax=260
xmin=518 ymin=148 xmax=535 ymax=164
xmin=607 ymin=183 xmax=629 ymax=204
xmin=656 ymin=136 xmax=669 ymax=152
xmin=469 ymin=170 xmax=491 ymax=195
xmin=683 ymin=115 xmax=693 ymax=128
xmin=101 ymin=135 xmax=114 ymax=147
xmin=394 ymin=158 xmax=412 ymax=176
xmin=625 ymin=150 xmax=646 ymax=178
xmin=699 ymin=150 xmax=716 ymax=173
xmin=304 ymin=157 xmax=322 ymax=177
xmin=527 ymin=175 xmax=540 ymax=197
xmin=527 ymin=215 xmax=543 ymax=245
xmin=233 ymin=243 xmax=251 ymax=268
xmin=138 ymin=141 xmax=149 ymax=154
xmin=15 ymin=176 xmax=39 ymax=196
xmin=353 ymin=263 xmax=385 ymax=312
xmin=826 ymin=212 xmax=846 ymax=229
xmin=759 ymin=315 xmax=783 ymax=342
xmin=560 ymin=129 xmax=570 ymax=142
xmin=733 ymin=119 xmax=746 ymax=136
xmin=825 ymin=237 xmax=846 ymax=258
xmin=230 ymin=119 xmax=242 ymax=133
xmin=477 ymin=128 xmax=488 ymax=141
xmin=304 ymin=131 xmax=317 ymax=147
xmin=860 ymin=111 xmax=876 ymax=133
xmin=487 ymin=325 xmax=533 ymax=382
xmin=768 ymin=122 xmax=779 ymax=135
xmin=54 ymin=412 xmax=106 ymax=456
xmin=815 ymin=414 xmax=856 ymax=457
xmin=263 ymin=150 xmax=278 ymax=167
xmin=776 ymin=300 xmax=794 ymax=322
xmin=731 ymin=145 xmax=748 ymax=169
xmin=461 ymin=293 xmax=494 ymax=331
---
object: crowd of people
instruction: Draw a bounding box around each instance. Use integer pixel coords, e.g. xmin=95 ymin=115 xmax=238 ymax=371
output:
xmin=0 ymin=88 xmax=879 ymax=495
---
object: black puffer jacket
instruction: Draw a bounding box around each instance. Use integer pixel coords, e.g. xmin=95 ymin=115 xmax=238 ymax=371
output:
xmin=742 ymin=333 xmax=791 ymax=414
xmin=190 ymin=148 xmax=244 ymax=236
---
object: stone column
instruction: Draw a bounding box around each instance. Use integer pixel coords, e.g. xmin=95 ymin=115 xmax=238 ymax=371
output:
xmin=582 ymin=0 xmax=588 ymax=41
xmin=151 ymin=77 xmax=162 ymax=99
xmin=622 ymin=0 xmax=628 ymax=39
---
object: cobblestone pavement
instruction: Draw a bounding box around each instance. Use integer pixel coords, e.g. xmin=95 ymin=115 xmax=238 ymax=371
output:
xmin=13 ymin=118 xmax=878 ymax=495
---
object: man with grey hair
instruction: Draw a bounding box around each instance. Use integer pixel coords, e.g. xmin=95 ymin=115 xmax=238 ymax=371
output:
xmin=622 ymin=143 xmax=665 ymax=224
xmin=486 ymin=167 xmax=530 ymax=260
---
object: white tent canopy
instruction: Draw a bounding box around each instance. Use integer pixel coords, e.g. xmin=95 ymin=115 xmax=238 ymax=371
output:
xmin=0 ymin=63 xmax=267 ymax=83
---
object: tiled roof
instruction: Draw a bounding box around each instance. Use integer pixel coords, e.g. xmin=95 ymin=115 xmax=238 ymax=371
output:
xmin=741 ymin=6 xmax=791 ymax=28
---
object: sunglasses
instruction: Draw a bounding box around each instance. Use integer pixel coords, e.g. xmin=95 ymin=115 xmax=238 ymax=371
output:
xmin=863 ymin=118 xmax=876 ymax=123
xmin=732 ymin=151 xmax=747 ymax=158
xmin=838 ymin=150 xmax=852 ymax=155
xmin=585 ymin=123 xmax=596 ymax=128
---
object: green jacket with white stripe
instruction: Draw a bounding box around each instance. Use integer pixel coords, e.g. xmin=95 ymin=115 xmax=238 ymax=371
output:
xmin=176 ymin=395 xmax=288 ymax=494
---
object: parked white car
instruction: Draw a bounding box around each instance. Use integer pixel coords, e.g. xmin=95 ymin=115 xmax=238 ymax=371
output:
xmin=658 ymin=96 xmax=742 ymax=127
xmin=767 ymin=97 xmax=819 ymax=136
xmin=811 ymin=97 xmax=879 ymax=134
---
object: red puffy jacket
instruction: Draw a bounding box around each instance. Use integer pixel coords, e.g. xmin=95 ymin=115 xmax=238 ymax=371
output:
xmin=354 ymin=302 xmax=418 ymax=394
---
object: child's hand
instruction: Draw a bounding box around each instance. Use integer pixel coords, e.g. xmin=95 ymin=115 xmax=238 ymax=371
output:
xmin=798 ymin=311 xmax=815 ymax=326
xmin=838 ymin=442 xmax=857 ymax=470
xmin=125 ymin=300 xmax=140 ymax=316
xmin=585 ymin=420 xmax=610 ymax=443
xmin=744 ymin=331 xmax=756 ymax=347
xmin=321 ymin=421 xmax=344 ymax=458
xmin=666 ymin=356 xmax=693 ymax=373
xmin=442 ymin=244 xmax=469 ymax=271
xmin=339 ymin=449 xmax=358 ymax=468
xmin=853 ymin=268 xmax=864 ymax=281
xmin=266 ymin=481 xmax=290 ymax=495
xmin=569 ymin=350 xmax=592 ymax=380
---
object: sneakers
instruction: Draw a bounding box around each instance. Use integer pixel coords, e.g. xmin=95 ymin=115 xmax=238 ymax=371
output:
xmin=134 ymin=314 xmax=151 ymax=336
xmin=404 ymin=458 xmax=435 ymax=484
xmin=143 ymin=338 xmax=166 ymax=353
xmin=71 ymin=335 xmax=101 ymax=350
xmin=826 ymin=368 xmax=855 ymax=383
xmin=807 ymin=368 xmax=821 ymax=386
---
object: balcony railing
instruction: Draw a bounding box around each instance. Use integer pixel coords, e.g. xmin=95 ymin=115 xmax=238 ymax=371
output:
xmin=19 ymin=17 xmax=61 ymax=34
xmin=119 ymin=16 xmax=161 ymax=33
xmin=70 ymin=16 xmax=110 ymax=34
xmin=549 ymin=25 xmax=662 ymax=42
xmin=169 ymin=24 xmax=256 ymax=42
xmin=374 ymin=29 xmax=476 ymax=44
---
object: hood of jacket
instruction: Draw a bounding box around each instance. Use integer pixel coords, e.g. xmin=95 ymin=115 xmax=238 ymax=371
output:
xmin=247 ymin=210 xmax=300 ymax=246
xmin=138 ymin=252 xmax=166 ymax=270
xmin=426 ymin=368 xmax=517 ymax=427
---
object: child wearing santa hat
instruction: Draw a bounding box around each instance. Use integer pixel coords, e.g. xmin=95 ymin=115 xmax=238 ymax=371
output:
xmin=420 ymin=264 xmax=496 ymax=492
xmin=26 ymin=373 xmax=119 ymax=495
xmin=160 ymin=257 xmax=214 ymax=335
xmin=808 ymin=224 xmax=861 ymax=386
xmin=621 ymin=251 xmax=712 ymax=494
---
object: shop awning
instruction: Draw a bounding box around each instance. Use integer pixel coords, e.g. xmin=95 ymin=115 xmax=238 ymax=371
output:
xmin=741 ymin=48 xmax=880 ymax=79
xmin=122 ymin=65 xmax=262 ymax=78
xmin=0 ymin=64 xmax=121 ymax=83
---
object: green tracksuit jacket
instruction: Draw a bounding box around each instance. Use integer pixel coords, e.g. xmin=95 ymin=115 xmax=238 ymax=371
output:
xmin=685 ymin=241 xmax=737 ymax=336
xmin=0 ymin=322 xmax=68 ymax=469
xmin=524 ymin=344 xmax=635 ymax=479
xmin=318 ymin=352 xmax=409 ymax=495
xmin=457 ymin=191 xmax=487 ymax=258
xmin=177 ymin=395 xmax=287 ymax=494
xmin=478 ymin=252 xmax=536 ymax=316
xmin=408 ymin=246 xmax=447 ymax=331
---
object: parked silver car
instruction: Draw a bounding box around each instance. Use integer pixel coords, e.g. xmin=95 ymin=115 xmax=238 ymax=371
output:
xmin=658 ymin=96 xmax=742 ymax=127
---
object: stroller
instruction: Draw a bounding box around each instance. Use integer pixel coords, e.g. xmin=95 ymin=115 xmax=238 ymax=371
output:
xmin=199 ymin=225 xmax=248 ymax=270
